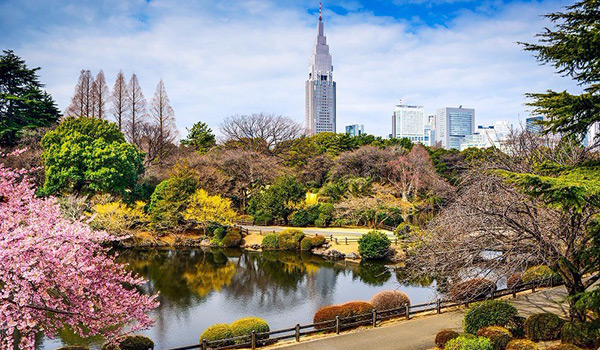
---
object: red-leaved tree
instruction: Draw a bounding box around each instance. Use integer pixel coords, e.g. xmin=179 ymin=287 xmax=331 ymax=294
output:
xmin=0 ymin=151 xmax=158 ymax=349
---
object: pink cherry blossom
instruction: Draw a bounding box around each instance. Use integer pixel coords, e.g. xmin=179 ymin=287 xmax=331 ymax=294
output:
xmin=0 ymin=151 xmax=159 ymax=350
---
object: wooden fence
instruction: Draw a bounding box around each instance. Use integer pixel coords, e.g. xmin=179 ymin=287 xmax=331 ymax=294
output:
xmin=165 ymin=280 xmax=559 ymax=350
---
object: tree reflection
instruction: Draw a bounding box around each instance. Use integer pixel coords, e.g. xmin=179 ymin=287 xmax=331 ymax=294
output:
xmin=354 ymin=261 xmax=392 ymax=286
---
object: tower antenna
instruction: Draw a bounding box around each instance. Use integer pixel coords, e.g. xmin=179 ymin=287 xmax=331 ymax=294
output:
xmin=319 ymin=2 xmax=322 ymax=21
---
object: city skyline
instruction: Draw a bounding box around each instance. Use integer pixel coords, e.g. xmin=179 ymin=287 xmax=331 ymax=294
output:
xmin=0 ymin=0 xmax=578 ymax=138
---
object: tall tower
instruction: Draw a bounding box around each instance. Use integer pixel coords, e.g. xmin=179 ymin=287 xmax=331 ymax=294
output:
xmin=305 ymin=3 xmax=336 ymax=134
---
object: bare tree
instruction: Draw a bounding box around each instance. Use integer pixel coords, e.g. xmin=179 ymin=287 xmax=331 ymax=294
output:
xmin=125 ymin=74 xmax=147 ymax=148
xmin=111 ymin=70 xmax=129 ymax=131
xmin=65 ymin=69 xmax=95 ymax=117
xmin=149 ymin=79 xmax=177 ymax=161
xmin=220 ymin=113 xmax=303 ymax=156
xmin=92 ymin=70 xmax=109 ymax=119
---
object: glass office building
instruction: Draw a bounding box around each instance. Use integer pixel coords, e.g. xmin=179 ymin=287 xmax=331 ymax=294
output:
xmin=436 ymin=106 xmax=475 ymax=149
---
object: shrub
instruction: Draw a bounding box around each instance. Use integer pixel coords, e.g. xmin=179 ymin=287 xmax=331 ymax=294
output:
xmin=222 ymin=231 xmax=242 ymax=247
xmin=521 ymin=265 xmax=561 ymax=286
xmin=254 ymin=212 xmax=274 ymax=226
xmin=314 ymin=217 xmax=326 ymax=227
xmin=318 ymin=203 xmax=334 ymax=227
xmin=506 ymin=274 xmax=523 ymax=290
xmin=450 ymin=278 xmax=497 ymax=302
xmin=312 ymin=235 xmax=326 ymax=247
xmin=508 ymin=316 xmax=526 ymax=338
xmin=524 ymin=312 xmax=564 ymax=341
xmin=200 ymin=324 xmax=234 ymax=346
xmin=277 ymin=229 xmax=305 ymax=250
xmin=102 ymin=336 xmax=154 ymax=350
xmin=58 ymin=346 xmax=89 ymax=350
xmin=477 ymin=326 xmax=512 ymax=350
xmin=148 ymin=174 xmax=198 ymax=232
xmin=292 ymin=209 xmax=310 ymax=227
xmin=214 ymin=226 xmax=227 ymax=240
xmin=463 ymin=300 xmax=518 ymax=334
xmin=561 ymin=321 xmax=600 ymax=349
xmin=445 ymin=335 xmax=493 ymax=350
xmin=358 ymin=230 xmax=391 ymax=259
xmin=230 ymin=317 xmax=270 ymax=341
xmin=313 ymin=302 xmax=374 ymax=330
xmin=435 ymin=329 xmax=460 ymax=349
xmin=261 ymin=234 xmax=278 ymax=250
xmin=547 ymin=345 xmax=583 ymax=350
xmin=505 ymin=339 xmax=537 ymax=350
xmin=90 ymin=201 xmax=148 ymax=236
xmin=370 ymin=290 xmax=410 ymax=311
xmin=300 ymin=237 xmax=313 ymax=251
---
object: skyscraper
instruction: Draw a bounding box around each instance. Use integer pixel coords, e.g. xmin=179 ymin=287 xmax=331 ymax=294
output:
xmin=525 ymin=116 xmax=544 ymax=134
xmin=345 ymin=124 xmax=364 ymax=136
xmin=392 ymin=104 xmax=426 ymax=143
xmin=305 ymin=4 xmax=336 ymax=135
xmin=436 ymin=106 xmax=475 ymax=149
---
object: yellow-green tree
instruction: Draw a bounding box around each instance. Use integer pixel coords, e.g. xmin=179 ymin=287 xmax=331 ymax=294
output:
xmin=184 ymin=189 xmax=237 ymax=232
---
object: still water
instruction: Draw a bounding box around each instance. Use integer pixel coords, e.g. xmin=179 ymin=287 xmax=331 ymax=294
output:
xmin=41 ymin=249 xmax=437 ymax=350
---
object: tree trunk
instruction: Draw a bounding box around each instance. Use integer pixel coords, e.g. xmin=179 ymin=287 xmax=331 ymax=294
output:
xmin=558 ymin=258 xmax=586 ymax=321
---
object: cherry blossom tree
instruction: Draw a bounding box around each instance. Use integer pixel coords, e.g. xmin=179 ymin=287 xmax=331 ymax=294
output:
xmin=0 ymin=151 xmax=158 ymax=350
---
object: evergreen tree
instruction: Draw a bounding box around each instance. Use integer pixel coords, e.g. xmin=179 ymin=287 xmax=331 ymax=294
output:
xmin=0 ymin=50 xmax=60 ymax=146
xmin=181 ymin=121 xmax=216 ymax=153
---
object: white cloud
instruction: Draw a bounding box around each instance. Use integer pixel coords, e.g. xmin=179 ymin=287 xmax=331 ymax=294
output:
xmin=0 ymin=0 xmax=578 ymax=138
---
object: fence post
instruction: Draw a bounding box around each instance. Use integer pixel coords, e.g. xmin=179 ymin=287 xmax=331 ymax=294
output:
xmin=550 ymin=278 xmax=553 ymax=288
xmin=491 ymin=290 xmax=495 ymax=300
xmin=372 ymin=309 xmax=377 ymax=328
xmin=345 ymin=237 xmax=348 ymax=245
xmin=251 ymin=330 xmax=256 ymax=350
xmin=335 ymin=237 xmax=338 ymax=244
xmin=330 ymin=235 xmax=333 ymax=242
xmin=436 ymin=299 xmax=441 ymax=314
xmin=532 ymin=285 xmax=536 ymax=293
xmin=395 ymin=238 xmax=398 ymax=245
xmin=336 ymin=316 xmax=340 ymax=334
xmin=202 ymin=338 xmax=207 ymax=350
xmin=295 ymin=324 xmax=300 ymax=342
xmin=512 ymin=287 xmax=516 ymax=298
xmin=405 ymin=304 xmax=410 ymax=320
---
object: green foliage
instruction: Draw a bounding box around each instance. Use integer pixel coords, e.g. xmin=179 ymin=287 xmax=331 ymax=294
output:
xmin=200 ymin=324 xmax=234 ymax=345
xmin=58 ymin=346 xmax=89 ymax=350
xmin=291 ymin=209 xmax=311 ymax=227
xmin=476 ymin=326 xmax=512 ymax=350
xmin=445 ymin=335 xmax=493 ymax=350
xmin=222 ymin=231 xmax=242 ymax=248
xmin=0 ymin=50 xmax=60 ymax=146
xmin=524 ymin=312 xmax=564 ymax=341
xmin=261 ymin=234 xmax=278 ymax=250
xmin=317 ymin=203 xmax=335 ymax=227
xmin=230 ymin=317 xmax=270 ymax=340
xmin=435 ymin=329 xmax=460 ymax=349
xmin=214 ymin=226 xmax=227 ymax=240
xmin=358 ymin=230 xmax=391 ymax=259
xmin=311 ymin=235 xmax=326 ymax=247
xmin=102 ymin=336 xmax=154 ymax=350
xmin=463 ymin=300 xmax=518 ymax=334
xmin=253 ymin=211 xmax=274 ymax=226
xmin=277 ymin=229 xmax=305 ymax=250
xmin=521 ymin=265 xmax=561 ymax=286
xmin=41 ymin=117 xmax=143 ymax=196
xmin=181 ymin=121 xmax=216 ymax=153
xmin=251 ymin=175 xmax=304 ymax=225
xmin=561 ymin=321 xmax=600 ymax=349
xmin=148 ymin=170 xmax=198 ymax=232
xmin=300 ymin=237 xmax=313 ymax=251
xmin=505 ymin=339 xmax=537 ymax=350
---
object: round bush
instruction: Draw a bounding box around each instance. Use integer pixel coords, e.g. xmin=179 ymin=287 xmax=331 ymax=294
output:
xmin=463 ymin=300 xmax=518 ymax=334
xmin=506 ymin=274 xmax=522 ymax=290
xmin=370 ymin=290 xmax=410 ymax=311
xmin=261 ymin=234 xmax=278 ymax=250
xmin=508 ymin=316 xmax=526 ymax=338
xmin=524 ymin=312 xmax=563 ymax=341
xmin=505 ymin=339 xmax=536 ymax=350
xmin=230 ymin=317 xmax=270 ymax=341
xmin=445 ymin=335 xmax=493 ymax=350
xmin=222 ymin=231 xmax=242 ymax=247
xmin=313 ymin=305 xmax=343 ymax=330
xmin=561 ymin=321 xmax=600 ymax=349
xmin=450 ymin=278 xmax=496 ymax=302
xmin=312 ymin=235 xmax=326 ymax=247
xmin=300 ymin=237 xmax=313 ymax=251
xmin=358 ymin=230 xmax=391 ymax=260
xmin=278 ymin=229 xmax=305 ymax=250
xmin=291 ymin=209 xmax=310 ymax=227
xmin=103 ymin=336 xmax=154 ymax=350
xmin=58 ymin=346 xmax=89 ymax=350
xmin=477 ymin=326 xmax=512 ymax=350
xmin=313 ymin=302 xmax=374 ymax=330
xmin=547 ymin=345 xmax=583 ymax=350
xmin=200 ymin=324 xmax=234 ymax=346
xmin=522 ymin=265 xmax=561 ymax=286
xmin=435 ymin=329 xmax=460 ymax=349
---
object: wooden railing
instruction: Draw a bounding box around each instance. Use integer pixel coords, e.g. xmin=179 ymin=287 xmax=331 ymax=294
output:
xmin=165 ymin=279 xmax=560 ymax=350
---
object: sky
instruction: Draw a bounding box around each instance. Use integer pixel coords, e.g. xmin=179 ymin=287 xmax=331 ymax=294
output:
xmin=0 ymin=0 xmax=579 ymax=138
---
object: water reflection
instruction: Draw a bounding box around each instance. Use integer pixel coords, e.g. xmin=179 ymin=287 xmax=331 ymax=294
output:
xmin=42 ymin=249 xmax=436 ymax=350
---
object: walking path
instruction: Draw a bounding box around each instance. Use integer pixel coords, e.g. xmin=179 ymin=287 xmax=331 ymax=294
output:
xmin=241 ymin=225 xmax=394 ymax=238
xmin=272 ymin=286 xmax=569 ymax=350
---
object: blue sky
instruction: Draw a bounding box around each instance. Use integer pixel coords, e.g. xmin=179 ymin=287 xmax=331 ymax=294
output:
xmin=0 ymin=0 xmax=577 ymax=137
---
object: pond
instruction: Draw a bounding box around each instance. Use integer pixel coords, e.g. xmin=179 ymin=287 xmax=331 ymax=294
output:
xmin=39 ymin=249 xmax=437 ymax=350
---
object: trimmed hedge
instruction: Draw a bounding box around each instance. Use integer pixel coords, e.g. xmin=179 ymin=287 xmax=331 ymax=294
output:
xmin=230 ymin=317 xmax=270 ymax=341
xmin=435 ymin=329 xmax=460 ymax=349
xmin=300 ymin=237 xmax=313 ymax=251
xmin=547 ymin=345 xmax=583 ymax=350
xmin=102 ymin=336 xmax=154 ymax=350
xmin=445 ymin=335 xmax=493 ymax=350
xmin=358 ymin=230 xmax=391 ymax=260
xmin=312 ymin=235 xmax=326 ymax=247
xmin=450 ymin=278 xmax=496 ymax=302
xmin=524 ymin=312 xmax=563 ymax=341
xmin=505 ymin=339 xmax=536 ymax=350
xmin=370 ymin=290 xmax=410 ymax=311
xmin=261 ymin=234 xmax=278 ymax=250
xmin=476 ymin=326 xmax=512 ymax=350
xmin=521 ymin=265 xmax=561 ymax=286
xmin=200 ymin=324 xmax=234 ymax=345
xmin=313 ymin=301 xmax=374 ymax=330
xmin=222 ymin=231 xmax=242 ymax=247
xmin=277 ymin=229 xmax=305 ymax=250
xmin=463 ymin=300 xmax=518 ymax=334
xmin=561 ymin=321 xmax=600 ymax=349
